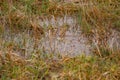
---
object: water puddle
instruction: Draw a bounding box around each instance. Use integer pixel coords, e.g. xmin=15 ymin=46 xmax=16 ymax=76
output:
xmin=0 ymin=15 xmax=119 ymax=57
xmin=38 ymin=15 xmax=120 ymax=56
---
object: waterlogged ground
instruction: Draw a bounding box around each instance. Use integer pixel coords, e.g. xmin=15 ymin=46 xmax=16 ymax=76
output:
xmin=39 ymin=15 xmax=91 ymax=56
xmin=0 ymin=15 xmax=120 ymax=57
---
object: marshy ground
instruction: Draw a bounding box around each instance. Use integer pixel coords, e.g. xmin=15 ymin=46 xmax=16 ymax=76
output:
xmin=0 ymin=0 xmax=120 ymax=80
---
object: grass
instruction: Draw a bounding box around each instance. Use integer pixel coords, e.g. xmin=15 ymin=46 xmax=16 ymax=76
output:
xmin=0 ymin=52 xmax=120 ymax=80
xmin=0 ymin=0 xmax=120 ymax=80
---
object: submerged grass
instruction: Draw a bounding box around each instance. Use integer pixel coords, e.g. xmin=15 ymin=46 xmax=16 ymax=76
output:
xmin=0 ymin=0 xmax=120 ymax=80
